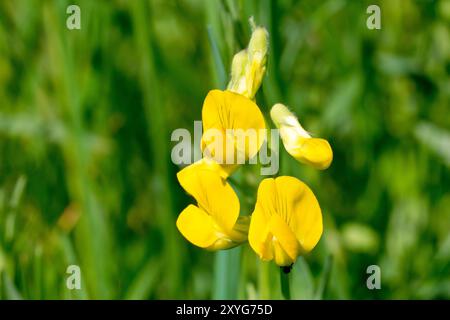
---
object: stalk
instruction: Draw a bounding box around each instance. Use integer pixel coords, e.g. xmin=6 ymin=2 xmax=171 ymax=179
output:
xmin=280 ymin=266 xmax=292 ymax=300
xmin=206 ymin=2 xmax=242 ymax=299
xmin=258 ymin=260 xmax=270 ymax=299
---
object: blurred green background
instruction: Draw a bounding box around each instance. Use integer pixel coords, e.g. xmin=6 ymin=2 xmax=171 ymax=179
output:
xmin=0 ymin=0 xmax=449 ymax=299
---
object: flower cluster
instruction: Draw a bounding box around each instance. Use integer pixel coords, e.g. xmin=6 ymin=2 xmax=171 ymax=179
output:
xmin=175 ymin=22 xmax=332 ymax=267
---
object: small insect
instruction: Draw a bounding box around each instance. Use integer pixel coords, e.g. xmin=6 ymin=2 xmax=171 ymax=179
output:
xmin=281 ymin=264 xmax=293 ymax=274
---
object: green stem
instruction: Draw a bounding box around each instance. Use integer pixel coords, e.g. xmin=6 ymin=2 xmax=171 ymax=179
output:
xmin=213 ymin=248 xmax=241 ymax=299
xmin=207 ymin=6 xmax=241 ymax=299
xmin=280 ymin=268 xmax=291 ymax=300
xmin=258 ymin=260 xmax=270 ymax=299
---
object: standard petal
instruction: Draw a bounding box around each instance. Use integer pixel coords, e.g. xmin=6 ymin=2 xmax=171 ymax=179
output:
xmin=253 ymin=178 xmax=278 ymax=217
xmin=176 ymin=164 xmax=239 ymax=233
xmin=201 ymin=90 xmax=266 ymax=162
xmin=176 ymin=205 xmax=219 ymax=249
xmin=274 ymin=176 xmax=323 ymax=253
xmin=200 ymin=133 xmax=241 ymax=176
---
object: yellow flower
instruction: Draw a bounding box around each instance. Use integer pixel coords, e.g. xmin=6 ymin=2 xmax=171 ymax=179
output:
xmin=227 ymin=23 xmax=268 ymax=100
xmin=270 ymin=103 xmax=333 ymax=170
xmin=176 ymin=163 xmax=249 ymax=250
xmin=201 ymin=89 xmax=266 ymax=176
xmin=248 ymin=176 xmax=323 ymax=266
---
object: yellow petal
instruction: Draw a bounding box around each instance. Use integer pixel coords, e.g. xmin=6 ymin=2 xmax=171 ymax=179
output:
xmin=274 ymin=176 xmax=323 ymax=253
xmin=248 ymin=178 xmax=278 ymax=261
xmin=282 ymin=134 xmax=333 ymax=170
xmin=269 ymin=214 xmax=299 ymax=263
xmin=272 ymin=238 xmax=296 ymax=266
xmin=271 ymin=103 xmax=333 ymax=170
xmin=248 ymin=176 xmax=323 ymax=265
xmin=201 ymin=90 xmax=266 ymax=166
xmin=248 ymin=202 xmax=273 ymax=261
xmin=176 ymin=205 xmax=248 ymax=250
xmin=200 ymin=134 xmax=240 ymax=176
xmin=252 ymin=178 xmax=278 ymax=217
xmin=249 ymin=210 xmax=297 ymax=265
xmin=176 ymin=205 xmax=218 ymax=249
xmin=178 ymin=158 xmax=231 ymax=180
xmin=176 ymin=163 xmax=239 ymax=233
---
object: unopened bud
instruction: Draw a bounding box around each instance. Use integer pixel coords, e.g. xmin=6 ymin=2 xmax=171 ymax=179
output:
xmin=270 ymin=103 xmax=333 ymax=170
xmin=227 ymin=50 xmax=248 ymax=95
xmin=227 ymin=20 xmax=269 ymax=100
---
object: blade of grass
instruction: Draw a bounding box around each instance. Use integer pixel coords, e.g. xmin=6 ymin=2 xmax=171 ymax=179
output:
xmin=2 ymin=271 xmax=22 ymax=300
xmin=292 ymin=256 xmax=315 ymax=299
xmin=259 ymin=0 xmax=283 ymax=106
xmin=314 ymin=254 xmax=334 ymax=300
xmin=125 ymin=259 xmax=161 ymax=300
xmin=131 ymin=0 xmax=183 ymax=298
xmin=207 ymin=25 xmax=228 ymax=89
xmin=60 ymin=234 xmax=89 ymax=299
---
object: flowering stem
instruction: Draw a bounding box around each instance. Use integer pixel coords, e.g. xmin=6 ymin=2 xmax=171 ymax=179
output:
xmin=213 ymin=248 xmax=241 ymax=299
xmin=279 ymin=267 xmax=291 ymax=300
xmin=258 ymin=261 xmax=270 ymax=299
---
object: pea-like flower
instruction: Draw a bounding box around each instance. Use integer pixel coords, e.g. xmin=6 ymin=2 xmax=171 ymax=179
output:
xmin=201 ymin=89 xmax=266 ymax=176
xmin=270 ymin=103 xmax=333 ymax=170
xmin=248 ymin=176 xmax=323 ymax=266
xmin=176 ymin=164 xmax=249 ymax=250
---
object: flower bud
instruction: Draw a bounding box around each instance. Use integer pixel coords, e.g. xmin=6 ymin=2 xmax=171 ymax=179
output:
xmin=227 ymin=21 xmax=269 ymax=99
xmin=227 ymin=50 xmax=248 ymax=95
xmin=270 ymin=103 xmax=333 ymax=170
